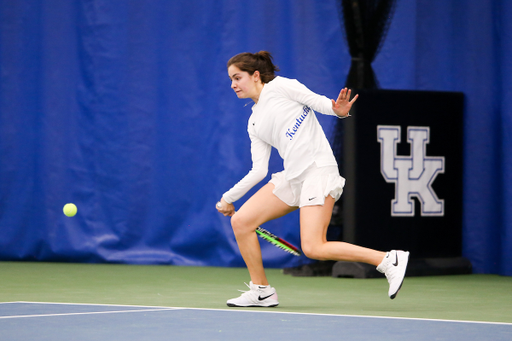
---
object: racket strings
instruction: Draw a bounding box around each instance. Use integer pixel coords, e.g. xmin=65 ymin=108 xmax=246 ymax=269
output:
xmin=256 ymin=229 xmax=301 ymax=256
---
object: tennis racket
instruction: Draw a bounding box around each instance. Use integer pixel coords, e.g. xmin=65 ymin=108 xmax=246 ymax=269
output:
xmin=217 ymin=202 xmax=301 ymax=256
xmin=255 ymin=226 xmax=301 ymax=256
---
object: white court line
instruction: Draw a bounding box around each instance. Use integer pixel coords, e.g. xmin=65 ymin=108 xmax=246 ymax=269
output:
xmin=0 ymin=308 xmax=177 ymax=320
xmin=13 ymin=301 xmax=183 ymax=310
xmin=4 ymin=302 xmax=512 ymax=326
xmin=184 ymin=307 xmax=512 ymax=326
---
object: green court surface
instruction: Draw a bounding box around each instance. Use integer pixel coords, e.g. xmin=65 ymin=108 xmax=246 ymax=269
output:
xmin=1 ymin=261 xmax=510 ymax=324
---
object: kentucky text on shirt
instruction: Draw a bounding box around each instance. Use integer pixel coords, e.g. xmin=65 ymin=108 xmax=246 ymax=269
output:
xmin=285 ymin=106 xmax=311 ymax=140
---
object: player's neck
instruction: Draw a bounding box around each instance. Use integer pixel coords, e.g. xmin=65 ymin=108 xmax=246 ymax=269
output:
xmin=251 ymin=83 xmax=264 ymax=104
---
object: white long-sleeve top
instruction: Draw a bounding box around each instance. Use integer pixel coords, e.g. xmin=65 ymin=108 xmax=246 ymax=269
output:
xmin=223 ymin=76 xmax=342 ymax=204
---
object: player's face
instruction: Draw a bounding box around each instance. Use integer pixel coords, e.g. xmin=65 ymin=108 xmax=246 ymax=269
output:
xmin=228 ymin=65 xmax=260 ymax=101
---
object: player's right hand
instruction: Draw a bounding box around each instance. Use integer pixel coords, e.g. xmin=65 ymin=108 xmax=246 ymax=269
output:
xmin=216 ymin=199 xmax=235 ymax=217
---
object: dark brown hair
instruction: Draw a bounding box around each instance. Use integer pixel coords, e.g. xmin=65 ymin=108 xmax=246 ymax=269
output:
xmin=227 ymin=51 xmax=280 ymax=83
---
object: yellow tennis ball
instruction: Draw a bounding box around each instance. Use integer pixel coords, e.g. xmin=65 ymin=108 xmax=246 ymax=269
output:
xmin=63 ymin=203 xmax=77 ymax=217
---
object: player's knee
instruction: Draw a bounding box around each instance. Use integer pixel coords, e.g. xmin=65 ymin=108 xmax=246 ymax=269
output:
xmin=230 ymin=212 xmax=253 ymax=236
xmin=301 ymin=242 xmax=328 ymax=260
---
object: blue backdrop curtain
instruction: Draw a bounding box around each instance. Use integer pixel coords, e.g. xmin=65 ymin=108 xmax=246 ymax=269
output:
xmin=0 ymin=0 xmax=511 ymax=275
xmin=0 ymin=0 xmax=347 ymax=268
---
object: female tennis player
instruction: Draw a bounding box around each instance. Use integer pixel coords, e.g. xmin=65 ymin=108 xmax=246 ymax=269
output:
xmin=216 ymin=51 xmax=409 ymax=307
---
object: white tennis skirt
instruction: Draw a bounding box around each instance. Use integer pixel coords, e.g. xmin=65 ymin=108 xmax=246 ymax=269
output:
xmin=269 ymin=163 xmax=346 ymax=208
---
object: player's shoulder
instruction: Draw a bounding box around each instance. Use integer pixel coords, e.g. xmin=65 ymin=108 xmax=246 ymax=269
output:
xmin=269 ymin=76 xmax=299 ymax=86
xmin=267 ymin=76 xmax=303 ymax=93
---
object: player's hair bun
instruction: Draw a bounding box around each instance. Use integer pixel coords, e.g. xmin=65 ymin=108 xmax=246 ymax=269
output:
xmin=227 ymin=51 xmax=280 ymax=83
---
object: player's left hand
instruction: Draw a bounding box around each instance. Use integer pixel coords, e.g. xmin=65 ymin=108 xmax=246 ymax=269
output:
xmin=331 ymin=88 xmax=358 ymax=118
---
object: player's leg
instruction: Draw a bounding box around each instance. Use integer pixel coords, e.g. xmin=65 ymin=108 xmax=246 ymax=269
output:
xmin=227 ymin=182 xmax=296 ymax=307
xmin=300 ymin=195 xmax=409 ymax=299
xmin=231 ymin=182 xmax=296 ymax=285
xmin=299 ymin=195 xmax=386 ymax=265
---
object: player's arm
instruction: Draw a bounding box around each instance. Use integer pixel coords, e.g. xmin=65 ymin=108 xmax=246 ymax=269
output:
xmin=217 ymin=135 xmax=271 ymax=216
xmin=278 ymin=78 xmax=356 ymax=118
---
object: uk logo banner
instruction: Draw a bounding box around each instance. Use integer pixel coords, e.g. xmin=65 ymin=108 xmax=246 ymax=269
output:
xmin=377 ymin=125 xmax=445 ymax=217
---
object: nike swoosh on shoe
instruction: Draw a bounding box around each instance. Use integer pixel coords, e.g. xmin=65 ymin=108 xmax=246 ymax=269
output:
xmin=258 ymin=294 xmax=274 ymax=301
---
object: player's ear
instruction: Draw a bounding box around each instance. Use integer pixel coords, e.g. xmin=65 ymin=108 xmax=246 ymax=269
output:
xmin=253 ymin=70 xmax=261 ymax=82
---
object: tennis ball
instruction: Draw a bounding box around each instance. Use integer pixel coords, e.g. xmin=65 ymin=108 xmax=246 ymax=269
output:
xmin=63 ymin=203 xmax=77 ymax=217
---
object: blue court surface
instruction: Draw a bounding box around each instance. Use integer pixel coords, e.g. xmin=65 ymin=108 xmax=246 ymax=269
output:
xmin=1 ymin=302 xmax=511 ymax=340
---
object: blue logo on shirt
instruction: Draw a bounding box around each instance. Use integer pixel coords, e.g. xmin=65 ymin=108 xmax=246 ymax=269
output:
xmin=285 ymin=106 xmax=310 ymax=140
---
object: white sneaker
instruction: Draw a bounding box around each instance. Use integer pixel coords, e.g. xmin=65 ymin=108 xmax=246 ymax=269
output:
xmin=377 ymin=250 xmax=410 ymax=299
xmin=227 ymin=282 xmax=279 ymax=307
